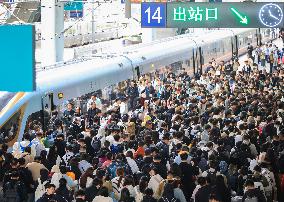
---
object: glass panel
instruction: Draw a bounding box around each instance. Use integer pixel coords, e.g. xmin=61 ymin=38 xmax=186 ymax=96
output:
xmin=0 ymin=92 xmax=16 ymax=112
xmin=0 ymin=107 xmax=23 ymax=145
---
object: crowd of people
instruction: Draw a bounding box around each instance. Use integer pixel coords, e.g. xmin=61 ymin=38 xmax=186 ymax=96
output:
xmin=0 ymin=39 xmax=284 ymax=202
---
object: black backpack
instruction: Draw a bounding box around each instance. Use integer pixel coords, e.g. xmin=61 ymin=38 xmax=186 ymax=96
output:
xmin=207 ymin=170 xmax=217 ymax=185
xmin=4 ymin=183 xmax=20 ymax=202
xmin=91 ymin=136 xmax=101 ymax=153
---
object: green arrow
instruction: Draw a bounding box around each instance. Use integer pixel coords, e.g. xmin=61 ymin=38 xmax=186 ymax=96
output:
xmin=230 ymin=8 xmax=248 ymax=24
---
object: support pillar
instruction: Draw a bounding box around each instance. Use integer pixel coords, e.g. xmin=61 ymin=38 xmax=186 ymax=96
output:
xmin=142 ymin=28 xmax=155 ymax=43
xmin=41 ymin=0 xmax=64 ymax=66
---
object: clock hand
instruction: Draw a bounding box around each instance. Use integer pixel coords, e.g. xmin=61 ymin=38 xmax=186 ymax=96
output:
xmin=270 ymin=14 xmax=280 ymax=20
xmin=268 ymin=9 xmax=280 ymax=20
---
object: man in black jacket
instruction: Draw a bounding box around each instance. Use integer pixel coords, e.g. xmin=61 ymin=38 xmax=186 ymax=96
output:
xmin=156 ymin=133 xmax=170 ymax=165
xmin=87 ymin=102 xmax=101 ymax=127
xmin=54 ymin=134 xmax=66 ymax=158
xmin=37 ymin=183 xmax=67 ymax=202
xmin=127 ymin=81 xmax=139 ymax=109
xmin=195 ymin=177 xmax=211 ymax=202
xmin=242 ymin=179 xmax=266 ymax=202
xmin=63 ymin=103 xmax=75 ymax=127
xmin=3 ymin=171 xmax=28 ymax=202
xmin=247 ymin=43 xmax=253 ymax=59
xmin=18 ymin=158 xmax=34 ymax=202
xmin=179 ymin=152 xmax=195 ymax=201
xmin=150 ymin=154 xmax=167 ymax=179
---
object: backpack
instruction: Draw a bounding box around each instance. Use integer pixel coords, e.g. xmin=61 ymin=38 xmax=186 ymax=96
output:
xmin=207 ymin=170 xmax=217 ymax=185
xmin=91 ymin=136 xmax=101 ymax=153
xmin=4 ymin=183 xmax=20 ymax=202
xmin=110 ymin=143 xmax=123 ymax=154
xmin=108 ymin=162 xmax=118 ymax=178
xmin=244 ymin=196 xmax=258 ymax=202
xmin=198 ymin=157 xmax=208 ymax=172
xmin=35 ymin=179 xmax=48 ymax=201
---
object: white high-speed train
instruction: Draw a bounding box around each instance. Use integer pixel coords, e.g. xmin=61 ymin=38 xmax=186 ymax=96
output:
xmin=0 ymin=28 xmax=276 ymax=147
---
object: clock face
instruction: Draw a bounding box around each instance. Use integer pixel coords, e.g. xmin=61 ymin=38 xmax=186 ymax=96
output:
xmin=259 ymin=3 xmax=283 ymax=27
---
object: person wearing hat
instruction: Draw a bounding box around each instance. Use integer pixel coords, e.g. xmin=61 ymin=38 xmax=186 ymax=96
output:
xmin=36 ymin=183 xmax=67 ymax=202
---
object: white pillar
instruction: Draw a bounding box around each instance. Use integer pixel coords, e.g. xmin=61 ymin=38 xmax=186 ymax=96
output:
xmin=41 ymin=0 xmax=64 ymax=66
xmin=142 ymin=28 xmax=155 ymax=43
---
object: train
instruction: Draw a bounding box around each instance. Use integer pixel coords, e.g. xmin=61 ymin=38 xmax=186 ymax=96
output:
xmin=0 ymin=28 xmax=277 ymax=147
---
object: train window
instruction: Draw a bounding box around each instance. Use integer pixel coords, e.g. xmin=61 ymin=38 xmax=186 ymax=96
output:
xmin=216 ymin=42 xmax=223 ymax=58
xmin=223 ymin=40 xmax=229 ymax=56
xmin=0 ymin=106 xmax=25 ymax=146
xmin=185 ymin=59 xmax=190 ymax=67
xmin=0 ymin=92 xmax=17 ymax=112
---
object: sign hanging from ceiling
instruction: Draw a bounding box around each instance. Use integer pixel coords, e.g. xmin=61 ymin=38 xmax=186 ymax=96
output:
xmin=141 ymin=2 xmax=284 ymax=28
xmin=64 ymin=1 xmax=84 ymax=18
xmin=64 ymin=2 xmax=83 ymax=11
xmin=0 ymin=25 xmax=35 ymax=92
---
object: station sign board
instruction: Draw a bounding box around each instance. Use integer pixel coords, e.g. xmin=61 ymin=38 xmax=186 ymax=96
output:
xmin=141 ymin=2 xmax=284 ymax=28
xmin=64 ymin=1 xmax=84 ymax=18
xmin=0 ymin=25 xmax=35 ymax=92
xmin=64 ymin=2 xmax=83 ymax=11
xmin=70 ymin=10 xmax=83 ymax=18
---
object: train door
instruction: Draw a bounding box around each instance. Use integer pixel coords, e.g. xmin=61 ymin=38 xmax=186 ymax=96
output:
xmin=231 ymin=35 xmax=239 ymax=59
xmin=234 ymin=35 xmax=239 ymax=57
xmin=39 ymin=93 xmax=54 ymax=131
xmin=257 ymin=28 xmax=262 ymax=46
xmin=195 ymin=47 xmax=200 ymax=74
xmin=199 ymin=47 xmax=203 ymax=74
xmin=192 ymin=49 xmax=196 ymax=74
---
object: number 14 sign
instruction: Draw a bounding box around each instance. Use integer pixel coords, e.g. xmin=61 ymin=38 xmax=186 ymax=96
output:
xmin=141 ymin=3 xmax=166 ymax=28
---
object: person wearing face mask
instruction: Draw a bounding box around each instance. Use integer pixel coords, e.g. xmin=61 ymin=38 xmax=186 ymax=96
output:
xmin=243 ymin=135 xmax=258 ymax=158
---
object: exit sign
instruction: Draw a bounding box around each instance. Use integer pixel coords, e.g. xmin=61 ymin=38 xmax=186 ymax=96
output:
xmin=141 ymin=3 xmax=166 ymax=28
xmin=141 ymin=2 xmax=284 ymax=28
